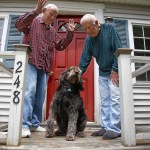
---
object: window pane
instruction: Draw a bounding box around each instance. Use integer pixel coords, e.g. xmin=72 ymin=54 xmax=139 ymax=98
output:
xmin=144 ymin=26 xmax=150 ymax=37
xmin=134 ymin=38 xmax=144 ymax=49
xmin=75 ymin=23 xmax=84 ymax=31
xmin=145 ymin=52 xmax=150 ymax=57
xmin=145 ymin=39 xmax=150 ymax=50
xmin=147 ymin=71 xmax=150 ymax=81
xmin=59 ymin=25 xmax=67 ymax=31
xmin=133 ymin=25 xmax=143 ymax=37
xmin=134 ymin=51 xmax=144 ymax=56
xmin=136 ymin=73 xmax=146 ymax=81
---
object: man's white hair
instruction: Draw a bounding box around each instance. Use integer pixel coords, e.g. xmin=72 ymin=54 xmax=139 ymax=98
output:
xmin=80 ymin=14 xmax=97 ymax=25
xmin=44 ymin=4 xmax=58 ymax=13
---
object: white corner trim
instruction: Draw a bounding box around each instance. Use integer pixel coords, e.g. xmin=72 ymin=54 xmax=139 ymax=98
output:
xmin=0 ymin=14 xmax=9 ymax=52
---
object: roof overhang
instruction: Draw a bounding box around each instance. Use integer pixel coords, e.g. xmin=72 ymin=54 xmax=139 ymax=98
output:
xmin=68 ymin=0 xmax=150 ymax=6
xmin=0 ymin=0 xmax=150 ymax=7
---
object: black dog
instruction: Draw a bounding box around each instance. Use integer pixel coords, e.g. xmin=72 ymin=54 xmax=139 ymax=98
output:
xmin=46 ymin=66 xmax=87 ymax=141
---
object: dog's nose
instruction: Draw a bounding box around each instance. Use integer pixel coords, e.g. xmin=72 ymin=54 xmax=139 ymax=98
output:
xmin=75 ymin=71 xmax=79 ymax=76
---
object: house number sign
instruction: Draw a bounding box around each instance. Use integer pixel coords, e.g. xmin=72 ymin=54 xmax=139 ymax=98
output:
xmin=13 ymin=61 xmax=23 ymax=104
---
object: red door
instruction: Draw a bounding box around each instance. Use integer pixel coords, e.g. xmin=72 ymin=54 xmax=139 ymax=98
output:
xmin=46 ymin=16 xmax=94 ymax=121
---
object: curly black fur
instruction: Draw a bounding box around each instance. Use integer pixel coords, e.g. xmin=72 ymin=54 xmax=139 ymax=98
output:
xmin=46 ymin=66 xmax=87 ymax=141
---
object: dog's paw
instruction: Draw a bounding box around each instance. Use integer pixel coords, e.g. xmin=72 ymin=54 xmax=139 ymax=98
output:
xmin=77 ymin=131 xmax=86 ymax=138
xmin=54 ymin=130 xmax=65 ymax=136
xmin=45 ymin=131 xmax=54 ymax=138
xmin=65 ymin=134 xmax=75 ymax=141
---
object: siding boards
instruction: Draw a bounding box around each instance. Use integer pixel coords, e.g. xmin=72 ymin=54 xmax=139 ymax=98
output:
xmin=133 ymin=86 xmax=150 ymax=125
xmin=104 ymin=4 xmax=150 ymax=20
xmin=0 ymin=71 xmax=12 ymax=124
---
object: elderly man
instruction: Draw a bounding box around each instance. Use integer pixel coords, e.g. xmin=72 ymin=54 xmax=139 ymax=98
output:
xmin=79 ymin=14 xmax=122 ymax=140
xmin=15 ymin=0 xmax=75 ymax=138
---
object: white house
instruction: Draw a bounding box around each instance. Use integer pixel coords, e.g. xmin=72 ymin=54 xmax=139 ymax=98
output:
xmin=0 ymin=0 xmax=150 ymax=130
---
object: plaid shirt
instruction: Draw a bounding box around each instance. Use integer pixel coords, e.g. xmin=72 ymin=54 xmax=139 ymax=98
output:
xmin=15 ymin=11 xmax=74 ymax=73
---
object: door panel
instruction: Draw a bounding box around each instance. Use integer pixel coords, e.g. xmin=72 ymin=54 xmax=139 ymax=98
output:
xmin=46 ymin=16 xmax=94 ymax=121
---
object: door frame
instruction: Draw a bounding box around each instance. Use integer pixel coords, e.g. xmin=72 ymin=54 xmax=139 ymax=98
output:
xmin=46 ymin=0 xmax=105 ymax=124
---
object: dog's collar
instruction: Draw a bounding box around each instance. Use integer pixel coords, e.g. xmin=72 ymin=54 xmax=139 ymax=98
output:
xmin=65 ymin=85 xmax=75 ymax=94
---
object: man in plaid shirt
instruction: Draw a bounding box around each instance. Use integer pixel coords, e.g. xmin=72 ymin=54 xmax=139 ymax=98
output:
xmin=15 ymin=0 xmax=75 ymax=138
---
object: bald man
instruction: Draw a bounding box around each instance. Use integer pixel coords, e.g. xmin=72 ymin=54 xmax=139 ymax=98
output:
xmin=15 ymin=0 xmax=75 ymax=138
xmin=79 ymin=14 xmax=122 ymax=140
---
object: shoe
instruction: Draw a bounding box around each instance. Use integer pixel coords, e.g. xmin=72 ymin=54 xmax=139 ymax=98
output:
xmin=91 ymin=128 xmax=106 ymax=136
xmin=30 ymin=126 xmax=46 ymax=132
xmin=103 ymin=130 xmax=121 ymax=140
xmin=22 ymin=128 xmax=31 ymax=138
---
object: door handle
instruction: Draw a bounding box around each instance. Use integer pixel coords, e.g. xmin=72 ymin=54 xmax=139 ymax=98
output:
xmin=49 ymin=71 xmax=53 ymax=76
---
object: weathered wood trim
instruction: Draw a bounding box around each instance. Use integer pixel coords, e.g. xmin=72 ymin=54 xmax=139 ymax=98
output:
xmin=131 ymin=56 xmax=150 ymax=63
xmin=132 ymin=64 xmax=150 ymax=78
xmin=115 ymin=48 xmax=133 ymax=58
xmin=117 ymin=48 xmax=136 ymax=146
xmin=0 ymin=62 xmax=13 ymax=77
xmin=7 ymin=44 xmax=29 ymax=146
xmin=0 ymin=132 xmax=7 ymax=139
xmin=0 ymin=51 xmax=15 ymax=59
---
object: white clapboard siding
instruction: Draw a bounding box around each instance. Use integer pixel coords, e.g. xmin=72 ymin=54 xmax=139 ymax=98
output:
xmin=0 ymin=90 xmax=11 ymax=97
xmin=104 ymin=3 xmax=150 ymax=20
xmin=0 ymin=78 xmax=12 ymax=84
xmin=133 ymin=85 xmax=150 ymax=125
xmin=0 ymin=71 xmax=12 ymax=125
xmin=0 ymin=84 xmax=12 ymax=90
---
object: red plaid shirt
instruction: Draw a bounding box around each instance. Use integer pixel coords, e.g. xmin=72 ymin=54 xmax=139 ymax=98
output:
xmin=15 ymin=11 xmax=74 ymax=73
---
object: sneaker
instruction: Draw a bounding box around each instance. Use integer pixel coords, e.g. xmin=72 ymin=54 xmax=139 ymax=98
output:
xmin=91 ymin=128 xmax=106 ymax=136
xmin=103 ymin=130 xmax=121 ymax=140
xmin=22 ymin=128 xmax=31 ymax=138
xmin=30 ymin=126 xmax=46 ymax=132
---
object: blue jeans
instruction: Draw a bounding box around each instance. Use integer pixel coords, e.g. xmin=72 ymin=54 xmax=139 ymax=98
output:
xmin=99 ymin=76 xmax=121 ymax=134
xmin=22 ymin=63 xmax=48 ymax=129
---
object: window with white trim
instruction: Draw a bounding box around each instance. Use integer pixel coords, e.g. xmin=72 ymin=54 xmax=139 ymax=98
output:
xmin=0 ymin=18 xmax=4 ymax=51
xmin=133 ymin=24 xmax=150 ymax=81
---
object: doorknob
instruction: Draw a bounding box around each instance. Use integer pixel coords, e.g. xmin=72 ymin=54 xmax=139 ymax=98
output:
xmin=49 ymin=71 xmax=53 ymax=76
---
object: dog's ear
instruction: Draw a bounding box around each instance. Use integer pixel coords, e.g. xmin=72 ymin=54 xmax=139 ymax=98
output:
xmin=59 ymin=69 xmax=68 ymax=85
xmin=78 ymin=79 xmax=84 ymax=91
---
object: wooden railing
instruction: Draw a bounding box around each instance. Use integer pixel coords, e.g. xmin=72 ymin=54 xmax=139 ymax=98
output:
xmin=0 ymin=44 xmax=30 ymax=146
xmin=115 ymin=48 xmax=150 ymax=147
xmin=0 ymin=46 xmax=149 ymax=147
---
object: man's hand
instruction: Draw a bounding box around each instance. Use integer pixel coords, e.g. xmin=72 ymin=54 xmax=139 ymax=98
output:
xmin=110 ymin=70 xmax=119 ymax=86
xmin=35 ymin=0 xmax=47 ymax=14
xmin=66 ymin=19 xmax=76 ymax=31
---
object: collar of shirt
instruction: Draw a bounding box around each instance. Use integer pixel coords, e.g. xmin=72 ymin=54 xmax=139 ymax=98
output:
xmin=40 ymin=17 xmax=51 ymax=29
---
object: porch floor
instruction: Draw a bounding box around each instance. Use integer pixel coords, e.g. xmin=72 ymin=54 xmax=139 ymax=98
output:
xmin=0 ymin=125 xmax=150 ymax=150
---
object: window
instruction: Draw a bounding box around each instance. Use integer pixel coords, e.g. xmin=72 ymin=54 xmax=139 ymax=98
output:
xmin=133 ymin=24 xmax=150 ymax=81
xmin=0 ymin=18 xmax=4 ymax=51
xmin=58 ymin=22 xmax=83 ymax=32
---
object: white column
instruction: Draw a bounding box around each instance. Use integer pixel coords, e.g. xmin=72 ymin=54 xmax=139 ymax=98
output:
xmin=115 ymin=48 xmax=136 ymax=147
xmin=7 ymin=44 xmax=30 ymax=146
